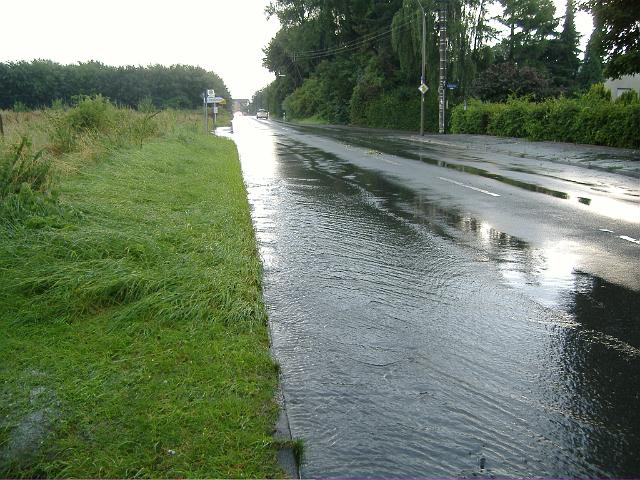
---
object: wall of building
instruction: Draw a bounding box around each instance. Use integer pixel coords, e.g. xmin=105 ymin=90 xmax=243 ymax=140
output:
xmin=605 ymin=74 xmax=640 ymax=99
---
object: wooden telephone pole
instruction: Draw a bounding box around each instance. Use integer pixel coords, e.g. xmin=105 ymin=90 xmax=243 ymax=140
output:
xmin=437 ymin=0 xmax=448 ymax=134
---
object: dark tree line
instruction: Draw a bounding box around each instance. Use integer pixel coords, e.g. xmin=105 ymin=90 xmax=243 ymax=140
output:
xmin=0 ymin=60 xmax=231 ymax=110
xmin=252 ymin=0 xmax=638 ymax=130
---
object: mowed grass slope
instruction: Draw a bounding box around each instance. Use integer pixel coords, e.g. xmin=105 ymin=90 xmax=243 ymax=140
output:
xmin=0 ymin=127 xmax=283 ymax=477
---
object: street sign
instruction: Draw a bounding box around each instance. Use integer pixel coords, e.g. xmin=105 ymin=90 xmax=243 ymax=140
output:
xmin=207 ymin=89 xmax=215 ymax=96
xmin=447 ymin=83 xmax=458 ymax=90
xmin=418 ymin=83 xmax=429 ymax=94
xmin=212 ymin=96 xmax=226 ymax=104
xmin=207 ymin=96 xmax=216 ymax=104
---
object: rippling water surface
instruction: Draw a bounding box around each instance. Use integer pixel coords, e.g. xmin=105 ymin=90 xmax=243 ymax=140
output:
xmin=228 ymin=119 xmax=640 ymax=477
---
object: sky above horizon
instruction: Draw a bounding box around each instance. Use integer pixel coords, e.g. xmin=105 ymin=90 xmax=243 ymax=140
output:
xmin=2 ymin=0 xmax=592 ymax=100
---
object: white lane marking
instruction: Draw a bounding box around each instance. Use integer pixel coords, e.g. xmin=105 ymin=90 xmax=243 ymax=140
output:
xmin=619 ymin=235 xmax=640 ymax=245
xmin=381 ymin=157 xmax=401 ymax=166
xmin=438 ymin=176 xmax=501 ymax=197
xmin=599 ymin=228 xmax=614 ymax=233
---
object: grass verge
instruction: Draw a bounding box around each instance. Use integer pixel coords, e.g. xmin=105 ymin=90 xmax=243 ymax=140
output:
xmin=0 ymin=125 xmax=283 ymax=477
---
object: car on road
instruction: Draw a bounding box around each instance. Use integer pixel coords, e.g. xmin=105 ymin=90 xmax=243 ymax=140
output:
xmin=256 ymin=109 xmax=269 ymax=120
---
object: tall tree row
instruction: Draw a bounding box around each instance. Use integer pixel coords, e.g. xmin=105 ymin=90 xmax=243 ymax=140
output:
xmin=0 ymin=61 xmax=231 ymax=110
xmin=254 ymin=0 xmax=633 ymax=130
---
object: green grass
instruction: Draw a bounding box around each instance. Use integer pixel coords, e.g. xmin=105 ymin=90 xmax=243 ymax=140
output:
xmin=0 ymin=125 xmax=284 ymax=477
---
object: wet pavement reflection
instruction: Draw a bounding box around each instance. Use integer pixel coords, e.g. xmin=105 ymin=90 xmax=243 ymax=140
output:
xmin=225 ymin=118 xmax=640 ymax=477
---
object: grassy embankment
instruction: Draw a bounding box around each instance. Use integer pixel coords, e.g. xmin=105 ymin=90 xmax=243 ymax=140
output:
xmin=0 ymin=100 xmax=284 ymax=477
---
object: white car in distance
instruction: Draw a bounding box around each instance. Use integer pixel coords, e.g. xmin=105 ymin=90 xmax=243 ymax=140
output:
xmin=256 ymin=109 xmax=269 ymax=120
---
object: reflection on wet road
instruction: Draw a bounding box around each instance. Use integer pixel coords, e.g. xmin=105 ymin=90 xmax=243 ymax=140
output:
xmin=226 ymin=118 xmax=639 ymax=477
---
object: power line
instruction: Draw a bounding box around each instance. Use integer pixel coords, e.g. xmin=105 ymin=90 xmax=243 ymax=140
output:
xmin=293 ymin=18 xmax=415 ymax=56
xmin=290 ymin=18 xmax=415 ymax=61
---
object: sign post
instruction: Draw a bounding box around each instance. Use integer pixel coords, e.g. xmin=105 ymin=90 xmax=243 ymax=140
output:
xmin=205 ymin=90 xmax=217 ymax=130
xmin=418 ymin=83 xmax=428 ymax=136
xmin=203 ymin=92 xmax=207 ymax=132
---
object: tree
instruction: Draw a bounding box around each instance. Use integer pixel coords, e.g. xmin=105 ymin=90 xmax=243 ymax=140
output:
xmin=581 ymin=0 xmax=640 ymax=78
xmin=0 ymin=61 xmax=231 ymax=110
xmin=544 ymin=0 xmax=581 ymax=92
xmin=497 ymin=0 xmax=558 ymax=66
xmin=578 ymin=16 xmax=605 ymax=88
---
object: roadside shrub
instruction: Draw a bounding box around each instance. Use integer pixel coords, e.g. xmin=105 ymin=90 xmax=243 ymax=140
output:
xmin=583 ymin=82 xmax=611 ymax=102
xmin=615 ymin=89 xmax=639 ymax=105
xmin=451 ymin=91 xmax=640 ymax=148
xmin=283 ymin=77 xmax=323 ymax=120
xmin=360 ymin=87 xmax=423 ymax=130
xmin=46 ymin=95 xmax=116 ymax=154
xmin=46 ymin=96 xmax=164 ymax=155
xmin=66 ymin=95 xmax=115 ymax=133
xmin=522 ymin=102 xmax=548 ymax=140
xmin=542 ymin=99 xmax=581 ymax=142
xmin=450 ymin=100 xmax=495 ymax=134
xmin=487 ymin=98 xmax=527 ymax=137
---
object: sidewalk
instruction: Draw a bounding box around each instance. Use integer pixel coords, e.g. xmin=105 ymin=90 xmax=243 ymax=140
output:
xmin=403 ymin=133 xmax=640 ymax=178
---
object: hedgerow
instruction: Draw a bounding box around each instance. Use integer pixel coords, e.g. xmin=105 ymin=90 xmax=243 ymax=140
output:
xmin=450 ymin=84 xmax=640 ymax=149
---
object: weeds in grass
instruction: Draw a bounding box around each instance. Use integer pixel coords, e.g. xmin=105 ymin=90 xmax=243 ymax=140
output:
xmin=0 ymin=136 xmax=51 ymax=200
xmin=273 ymin=438 xmax=305 ymax=466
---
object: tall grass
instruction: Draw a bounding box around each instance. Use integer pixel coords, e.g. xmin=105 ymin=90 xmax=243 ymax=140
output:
xmin=0 ymin=106 xmax=284 ymax=476
xmin=0 ymin=97 xmax=195 ymax=223
xmin=0 ymin=137 xmax=51 ymax=199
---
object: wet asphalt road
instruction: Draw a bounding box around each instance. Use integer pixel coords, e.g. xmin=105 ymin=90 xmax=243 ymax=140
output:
xmin=224 ymin=117 xmax=639 ymax=477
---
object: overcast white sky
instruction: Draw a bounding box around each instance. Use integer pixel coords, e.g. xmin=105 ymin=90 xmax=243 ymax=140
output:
xmin=2 ymin=0 xmax=592 ymax=99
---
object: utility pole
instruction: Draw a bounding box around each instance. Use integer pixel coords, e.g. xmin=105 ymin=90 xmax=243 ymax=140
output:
xmin=416 ymin=0 xmax=427 ymax=136
xmin=421 ymin=9 xmax=426 ymax=136
xmin=437 ymin=0 xmax=448 ymax=134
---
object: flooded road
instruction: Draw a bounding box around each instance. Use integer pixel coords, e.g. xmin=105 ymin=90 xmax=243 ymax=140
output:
xmin=226 ymin=117 xmax=639 ymax=477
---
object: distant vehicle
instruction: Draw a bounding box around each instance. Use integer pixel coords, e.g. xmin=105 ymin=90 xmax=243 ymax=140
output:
xmin=256 ymin=109 xmax=269 ymax=120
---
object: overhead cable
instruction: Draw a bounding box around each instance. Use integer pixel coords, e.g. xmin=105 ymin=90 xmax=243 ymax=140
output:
xmin=290 ymin=18 xmax=415 ymax=61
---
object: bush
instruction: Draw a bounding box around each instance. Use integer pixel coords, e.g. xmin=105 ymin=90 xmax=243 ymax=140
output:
xmin=358 ymin=86 xmax=427 ymax=131
xmin=487 ymin=98 xmax=528 ymax=137
xmin=616 ymin=89 xmax=639 ymax=105
xmin=66 ymin=95 xmax=115 ymax=133
xmin=522 ymin=102 xmax=548 ymax=140
xmin=46 ymin=95 xmax=165 ymax=155
xmin=282 ymin=77 xmax=323 ymax=119
xmin=450 ymin=90 xmax=640 ymax=148
xmin=541 ymin=99 xmax=581 ymax=142
xmin=450 ymin=101 xmax=500 ymax=134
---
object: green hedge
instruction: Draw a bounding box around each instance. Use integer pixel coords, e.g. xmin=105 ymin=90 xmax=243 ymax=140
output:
xmin=450 ymin=87 xmax=640 ymax=149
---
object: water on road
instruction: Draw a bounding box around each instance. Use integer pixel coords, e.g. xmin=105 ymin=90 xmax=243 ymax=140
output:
xmin=227 ymin=118 xmax=640 ymax=478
